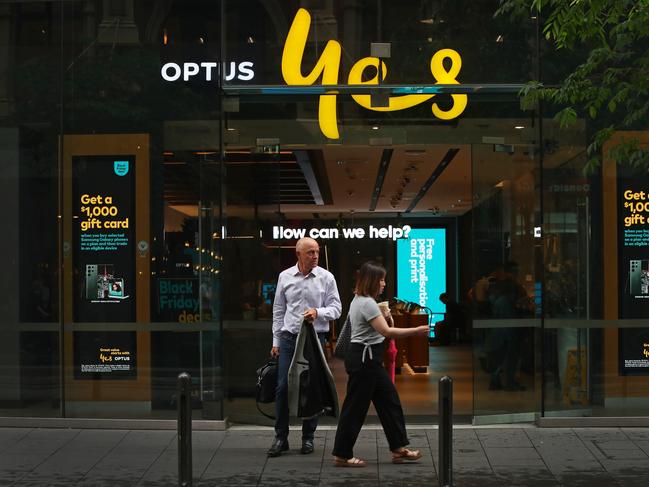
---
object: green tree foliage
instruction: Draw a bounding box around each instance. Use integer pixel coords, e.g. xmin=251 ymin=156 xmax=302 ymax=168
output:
xmin=497 ymin=0 xmax=649 ymax=172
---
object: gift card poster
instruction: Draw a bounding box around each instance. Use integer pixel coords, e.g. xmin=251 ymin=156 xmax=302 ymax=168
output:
xmin=617 ymin=166 xmax=649 ymax=375
xmin=396 ymin=228 xmax=446 ymax=315
xmin=73 ymin=156 xmax=136 ymax=322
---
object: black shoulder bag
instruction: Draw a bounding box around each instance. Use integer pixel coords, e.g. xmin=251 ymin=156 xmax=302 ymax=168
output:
xmin=256 ymin=358 xmax=278 ymax=419
xmin=333 ymin=314 xmax=351 ymax=359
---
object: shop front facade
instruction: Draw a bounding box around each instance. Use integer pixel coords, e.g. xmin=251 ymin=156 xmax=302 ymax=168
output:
xmin=1 ymin=0 xmax=647 ymax=425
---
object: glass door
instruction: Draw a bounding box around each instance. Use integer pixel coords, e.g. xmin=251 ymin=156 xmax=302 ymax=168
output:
xmin=470 ymin=140 xmax=542 ymax=423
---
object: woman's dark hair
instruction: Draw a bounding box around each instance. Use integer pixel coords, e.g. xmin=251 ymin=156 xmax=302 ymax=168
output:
xmin=355 ymin=261 xmax=386 ymax=298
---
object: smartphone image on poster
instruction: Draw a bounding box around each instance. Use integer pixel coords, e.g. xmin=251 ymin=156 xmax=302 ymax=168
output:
xmin=85 ymin=265 xmax=98 ymax=299
xmin=629 ymin=260 xmax=649 ymax=295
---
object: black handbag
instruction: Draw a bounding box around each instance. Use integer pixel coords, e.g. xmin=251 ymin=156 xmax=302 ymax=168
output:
xmin=333 ymin=314 xmax=351 ymax=359
xmin=256 ymin=358 xmax=278 ymax=419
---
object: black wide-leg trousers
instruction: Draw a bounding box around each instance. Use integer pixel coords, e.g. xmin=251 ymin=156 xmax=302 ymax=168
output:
xmin=332 ymin=342 xmax=409 ymax=459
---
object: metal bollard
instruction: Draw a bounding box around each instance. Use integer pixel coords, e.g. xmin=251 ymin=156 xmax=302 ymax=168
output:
xmin=438 ymin=376 xmax=453 ymax=487
xmin=178 ymin=372 xmax=193 ymax=487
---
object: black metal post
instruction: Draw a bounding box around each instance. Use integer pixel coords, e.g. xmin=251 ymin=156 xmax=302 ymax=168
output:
xmin=178 ymin=372 xmax=193 ymax=487
xmin=439 ymin=376 xmax=453 ymax=487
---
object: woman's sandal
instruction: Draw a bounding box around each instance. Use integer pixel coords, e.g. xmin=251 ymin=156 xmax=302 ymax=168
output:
xmin=391 ymin=448 xmax=422 ymax=464
xmin=333 ymin=456 xmax=366 ymax=468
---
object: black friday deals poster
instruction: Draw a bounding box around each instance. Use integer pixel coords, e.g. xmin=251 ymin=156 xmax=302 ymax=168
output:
xmin=617 ymin=166 xmax=649 ymax=375
xmin=73 ymin=155 xmax=135 ymax=322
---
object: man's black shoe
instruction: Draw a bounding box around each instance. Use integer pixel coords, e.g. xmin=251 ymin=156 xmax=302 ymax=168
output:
xmin=267 ymin=439 xmax=289 ymax=457
xmin=300 ymin=439 xmax=314 ymax=454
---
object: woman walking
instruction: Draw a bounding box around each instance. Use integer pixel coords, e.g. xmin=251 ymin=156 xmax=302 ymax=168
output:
xmin=332 ymin=261 xmax=429 ymax=467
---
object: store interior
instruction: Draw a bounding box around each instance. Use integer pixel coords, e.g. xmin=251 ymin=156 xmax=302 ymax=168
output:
xmin=158 ymin=128 xmax=552 ymax=422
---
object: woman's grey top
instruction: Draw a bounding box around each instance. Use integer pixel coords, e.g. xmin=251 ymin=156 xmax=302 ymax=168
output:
xmin=349 ymin=295 xmax=385 ymax=347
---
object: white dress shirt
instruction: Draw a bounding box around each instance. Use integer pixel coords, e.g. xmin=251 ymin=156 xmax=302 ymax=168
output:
xmin=272 ymin=264 xmax=342 ymax=347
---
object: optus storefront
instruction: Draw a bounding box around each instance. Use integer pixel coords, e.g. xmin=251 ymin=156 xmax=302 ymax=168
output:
xmin=0 ymin=0 xmax=647 ymax=426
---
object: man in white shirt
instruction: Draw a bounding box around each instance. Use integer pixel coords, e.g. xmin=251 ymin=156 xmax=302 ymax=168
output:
xmin=267 ymin=237 xmax=341 ymax=457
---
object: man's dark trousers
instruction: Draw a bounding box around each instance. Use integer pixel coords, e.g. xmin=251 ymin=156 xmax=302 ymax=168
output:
xmin=274 ymin=330 xmax=326 ymax=443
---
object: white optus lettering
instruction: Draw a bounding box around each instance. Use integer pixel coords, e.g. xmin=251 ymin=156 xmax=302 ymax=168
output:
xmin=160 ymin=61 xmax=256 ymax=82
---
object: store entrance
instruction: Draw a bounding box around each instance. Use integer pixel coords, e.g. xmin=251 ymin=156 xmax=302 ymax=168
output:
xmin=219 ymin=141 xmax=475 ymax=421
xmin=182 ymin=87 xmax=544 ymax=425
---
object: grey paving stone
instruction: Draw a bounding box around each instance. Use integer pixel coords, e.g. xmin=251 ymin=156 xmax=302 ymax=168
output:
xmin=137 ymin=433 xmax=218 ymax=486
xmin=612 ymin=475 xmax=649 ymax=487
xmin=538 ymin=454 xmax=603 ymax=474
xmin=0 ymin=428 xmax=82 ymax=481
xmin=199 ymin=449 xmax=266 ymax=484
xmin=453 ymin=475 xmax=505 ymax=487
xmin=476 ymin=428 xmax=534 ymax=448
xmin=575 ymin=428 xmax=628 ymax=441
xmin=77 ymin=430 xmax=176 ymax=483
xmin=492 ymin=466 xmax=559 ymax=487
xmin=0 ymin=427 xmax=32 ymax=453
xmin=0 ymin=426 xmax=647 ymax=486
xmin=73 ymin=479 xmax=137 ymax=487
xmin=582 ymin=438 xmax=649 ymax=464
xmin=556 ymin=472 xmax=620 ymax=487
xmin=318 ymin=481 xmax=380 ymax=487
xmin=622 ymin=428 xmax=649 ymax=441
xmin=15 ymin=430 xmax=125 ymax=487
xmin=9 ymin=482 xmax=66 ymax=487
xmin=484 ymin=446 xmax=546 ymax=467
xmin=220 ymin=430 xmax=272 ymax=449
xmin=453 ymin=453 xmax=492 ymax=472
xmin=599 ymin=460 xmax=649 ymax=475
xmin=378 ymin=472 xmax=438 ymax=486
xmin=632 ymin=440 xmax=649 ymax=456
xmin=137 ymin=476 xmax=180 ymax=487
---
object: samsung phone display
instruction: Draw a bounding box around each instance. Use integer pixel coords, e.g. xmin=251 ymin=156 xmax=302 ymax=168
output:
xmin=73 ymin=155 xmax=135 ymax=322
xmin=617 ymin=168 xmax=649 ymax=374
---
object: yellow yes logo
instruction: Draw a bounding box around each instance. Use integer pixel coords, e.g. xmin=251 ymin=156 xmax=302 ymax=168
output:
xmin=282 ymin=8 xmax=468 ymax=139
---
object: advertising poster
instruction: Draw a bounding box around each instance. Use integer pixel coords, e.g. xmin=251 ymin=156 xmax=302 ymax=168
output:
xmin=157 ymin=277 xmax=201 ymax=323
xmin=73 ymin=331 xmax=137 ymax=380
xmin=73 ymin=155 xmax=135 ymax=322
xmin=617 ymin=167 xmax=649 ymax=375
xmin=396 ymin=228 xmax=447 ymax=315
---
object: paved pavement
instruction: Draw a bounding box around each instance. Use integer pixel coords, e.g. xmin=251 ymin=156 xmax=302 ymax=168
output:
xmin=1 ymin=425 xmax=649 ymax=486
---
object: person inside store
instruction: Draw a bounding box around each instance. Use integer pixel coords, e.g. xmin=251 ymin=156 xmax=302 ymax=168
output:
xmin=435 ymin=292 xmax=467 ymax=345
xmin=332 ymin=261 xmax=429 ymax=467
xmin=268 ymin=237 xmax=342 ymax=458
xmin=486 ymin=261 xmax=530 ymax=391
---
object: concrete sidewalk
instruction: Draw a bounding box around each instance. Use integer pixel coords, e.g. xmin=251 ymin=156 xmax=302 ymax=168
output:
xmin=0 ymin=425 xmax=648 ymax=486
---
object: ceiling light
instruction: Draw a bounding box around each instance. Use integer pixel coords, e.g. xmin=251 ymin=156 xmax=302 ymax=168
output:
xmin=514 ymin=125 xmax=525 ymax=129
xmin=372 ymin=126 xmax=379 ymax=130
